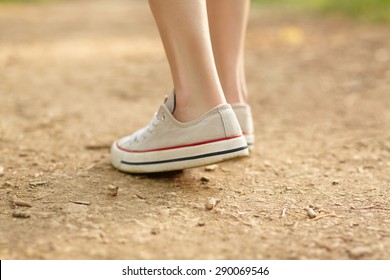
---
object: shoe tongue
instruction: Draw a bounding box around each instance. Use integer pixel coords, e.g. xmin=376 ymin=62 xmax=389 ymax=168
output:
xmin=164 ymin=90 xmax=176 ymax=113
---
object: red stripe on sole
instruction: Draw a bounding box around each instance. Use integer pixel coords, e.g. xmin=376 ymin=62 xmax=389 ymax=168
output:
xmin=116 ymin=135 xmax=243 ymax=153
xmin=242 ymin=132 xmax=254 ymax=136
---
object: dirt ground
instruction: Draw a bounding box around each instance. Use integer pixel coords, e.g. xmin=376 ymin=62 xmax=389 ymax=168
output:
xmin=0 ymin=0 xmax=389 ymax=260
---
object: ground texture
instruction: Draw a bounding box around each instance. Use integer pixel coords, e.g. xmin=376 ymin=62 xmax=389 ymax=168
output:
xmin=0 ymin=0 xmax=389 ymax=259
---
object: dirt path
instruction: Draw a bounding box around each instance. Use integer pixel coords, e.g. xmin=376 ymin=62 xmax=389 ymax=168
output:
xmin=1 ymin=0 xmax=389 ymax=260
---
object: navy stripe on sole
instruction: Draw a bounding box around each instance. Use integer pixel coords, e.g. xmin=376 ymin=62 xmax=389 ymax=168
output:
xmin=121 ymin=146 xmax=248 ymax=166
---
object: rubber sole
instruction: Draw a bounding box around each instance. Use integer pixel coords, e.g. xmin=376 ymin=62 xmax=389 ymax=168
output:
xmin=111 ymin=136 xmax=249 ymax=173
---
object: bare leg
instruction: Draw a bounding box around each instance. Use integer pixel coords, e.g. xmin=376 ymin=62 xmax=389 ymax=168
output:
xmin=149 ymin=0 xmax=226 ymax=122
xmin=207 ymin=0 xmax=250 ymax=104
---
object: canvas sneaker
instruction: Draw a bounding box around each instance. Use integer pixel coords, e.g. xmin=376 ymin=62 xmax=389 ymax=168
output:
xmin=232 ymin=104 xmax=254 ymax=149
xmin=111 ymin=94 xmax=249 ymax=173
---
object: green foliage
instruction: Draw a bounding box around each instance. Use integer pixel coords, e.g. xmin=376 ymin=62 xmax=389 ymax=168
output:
xmin=0 ymin=0 xmax=51 ymax=3
xmin=253 ymin=0 xmax=390 ymax=22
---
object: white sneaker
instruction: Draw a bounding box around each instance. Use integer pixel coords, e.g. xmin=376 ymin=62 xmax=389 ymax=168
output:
xmin=111 ymin=94 xmax=249 ymax=173
xmin=232 ymin=104 xmax=254 ymax=149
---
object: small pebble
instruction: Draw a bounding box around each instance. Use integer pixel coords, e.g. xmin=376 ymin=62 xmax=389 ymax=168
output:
xmin=135 ymin=194 xmax=146 ymax=200
xmin=357 ymin=166 xmax=365 ymax=173
xmin=205 ymin=197 xmax=219 ymax=210
xmin=348 ymin=247 xmax=372 ymax=259
xmin=3 ymin=182 xmax=13 ymax=188
xmin=29 ymin=181 xmax=48 ymax=187
xmin=168 ymin=192 xmax=177 ymax=197
xmin=281 ymin=208 xmax=287 ymax=218
xmin=107 ymin=185 xmax=119 ymax=197
xmin=200 ymin=176 xmax=210 ymax=183
xmin=0 ymin=166 xmax=4 ymax=176
xmin=332 ymin=180 xmax=340 ymax=185
xmin=12 ymin=210 xmax=31 ymax=219
xmin=197 ymin=222 xmax=206 ymax=227
xmin=205 ymin=164 xmax=218 ymax=171
xmin=13 ymin=200 xmax=32 ymax=208
xmin=306 ymin=207 xmax=317 ymax=219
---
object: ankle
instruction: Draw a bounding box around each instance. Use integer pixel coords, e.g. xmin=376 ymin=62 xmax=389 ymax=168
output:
xmin=173 ymin=90 xmax=225 ymax=122
xmin=220 ymin=79 xmax=248 ymax=104
xmin=224 ymin=89 xmax=248 ymax=105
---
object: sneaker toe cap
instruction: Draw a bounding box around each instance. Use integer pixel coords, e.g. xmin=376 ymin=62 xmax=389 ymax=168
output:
xmin=110 ymin=141 xmax=124 ymax=169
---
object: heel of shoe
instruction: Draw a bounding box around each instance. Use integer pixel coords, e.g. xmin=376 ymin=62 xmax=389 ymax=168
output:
xmin=244 ymin=133 xmax=255 ymax=150
xmin=217 ymin=105 xmax=243 ymax=138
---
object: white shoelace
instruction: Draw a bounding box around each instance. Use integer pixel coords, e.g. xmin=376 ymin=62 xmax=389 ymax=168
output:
xmin=133 ymin=113 xmax=162 ymax=142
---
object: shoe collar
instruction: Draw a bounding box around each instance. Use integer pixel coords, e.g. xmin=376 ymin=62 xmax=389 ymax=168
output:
xmin=164 ymin=90 xmax=176 ymax=114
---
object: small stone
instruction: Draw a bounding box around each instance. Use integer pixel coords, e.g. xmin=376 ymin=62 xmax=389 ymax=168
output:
xmin=200 ymin=176 xmax=210 ymax=183
xmin=205 ymin=164 xmax=218 ymax=171
xmin=281 ymin=208 xmax=287 ymax=218
xmin=357 ymin=166 xmax=365 ymax=173
xmin=107 ymin=185 xmax=119 ymax=197
xmin=12 ymin=210 xmax=31 ymax=219
xmin=135 ymin=194 xmax=146 ymax=200
xmin=332 ymin=180 xmax=340 ymax=185
xmin=0 ymin=166 xmax=4 ymax=176
xmin=197 ymin=222 xmax=206 ymax=227
xmin=348 ymin=247 xmax=372 ymax=259
xmin=29 ymin=181 xmax=48 ymax=187
xmin=13 ymin=200 xmax=32 ymax=208
xmin=205 ymin=197 xmax=219 ymax=210
xmin=150 ymin=228 xmax=160 ymax=235
xmin=3 ymin=181 xmax=13 ymax=188
xmin=306 ymin=207 xmax=317 ymax=219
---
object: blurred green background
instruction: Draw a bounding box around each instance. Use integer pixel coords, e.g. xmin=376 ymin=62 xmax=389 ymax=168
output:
xmin=1 ymin=0 xmax=390 ymax=22
xmin=0 ymin=0 xmax=50 ymax=3
xmin=0 ymin=0 xmax=43 ymax=2
xmin=253 ymin=0 xmax=390 ymax=22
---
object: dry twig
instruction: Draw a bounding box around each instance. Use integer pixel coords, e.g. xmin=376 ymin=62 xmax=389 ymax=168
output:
xmin=69 ymin=200 xmax=90 ymax=205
